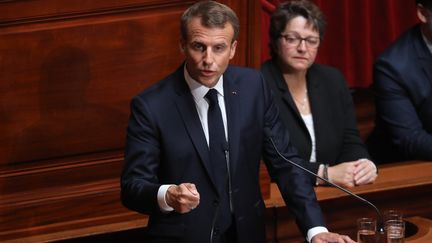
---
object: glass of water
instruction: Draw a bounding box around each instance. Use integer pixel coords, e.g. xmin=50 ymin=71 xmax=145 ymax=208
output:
xmin=385 ymin=219 xmax=405 ymax=243
xmin=357 ymin=217 xmax=377 ymax=243
xmin=383 ymin=209 xmax=403 ymax=223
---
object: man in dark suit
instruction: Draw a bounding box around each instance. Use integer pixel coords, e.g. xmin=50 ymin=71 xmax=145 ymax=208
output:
xmin=367 ymin=0 xmax=432 ymax=163
xmin=121 ymin=1 xmax=354 ymax=242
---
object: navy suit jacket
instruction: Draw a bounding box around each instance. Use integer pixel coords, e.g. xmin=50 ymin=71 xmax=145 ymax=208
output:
xmin=367 ymin=24 xmax=432 ymax=163
xmin=121 ymin=64 xmax=325 ymax=242
xmin=261 ymin=60 xmax=370 ymax=182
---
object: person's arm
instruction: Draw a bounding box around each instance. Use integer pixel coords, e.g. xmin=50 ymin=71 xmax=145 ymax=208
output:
xmin=337 ymin=72 xmax=371 ymax=162
xmin=374 ymin=60 xmax=432 ymax=159
xmin=310 ymin=232 xmax=354 ymax=243
xmin=121 ymin=95 xmax=162 ymax=214
xmin=157 ymin=185 xmax=175 ymax=212
xmin=122 ymin=95 xmax=200 ymax=215
xmin=260 ymin=74 xmax=353 ymax=242
xmin=325 ymin=159 xmax=377 ymax=187
xmin=164 ymin=184 xmax=200 ymax=213
xmin=307 ymin=226 xmax=328 ymax=242
xmin=260 ymin=73 xmax=326 ymax=235
xmin=329 ymin=73 xmax=377 ymax=186
xmin=310 ymin=71 xmax=377 ymax=187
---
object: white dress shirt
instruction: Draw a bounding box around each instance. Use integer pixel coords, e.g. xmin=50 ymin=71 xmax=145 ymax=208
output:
xmin=422 ymin=31 xmax=432 ymax=54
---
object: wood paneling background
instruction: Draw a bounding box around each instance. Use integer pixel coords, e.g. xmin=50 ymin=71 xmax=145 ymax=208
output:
xmin=0 ymin=0 xmax=261 ymax=241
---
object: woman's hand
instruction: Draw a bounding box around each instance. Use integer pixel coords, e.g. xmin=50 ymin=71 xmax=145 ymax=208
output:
xmin=353 ymin=159 xmax=378 ymax=185
xmin=328 ymin=159 xmax=377 ymax=187
xmin=328 ymin=162 xmax=357 ymax=187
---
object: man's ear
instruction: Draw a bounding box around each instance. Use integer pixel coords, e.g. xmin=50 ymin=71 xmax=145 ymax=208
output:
xmin=180 ymin=39 xmax=186 ymax=53
xmin=417 ymin=4 xmax=429 ymax=23
xmin=229 ymin=40 xmax=238 ymax=60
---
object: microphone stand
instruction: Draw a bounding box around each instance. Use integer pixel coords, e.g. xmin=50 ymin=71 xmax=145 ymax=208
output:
xmin=265 ymin=131 xmax=384 ymax=234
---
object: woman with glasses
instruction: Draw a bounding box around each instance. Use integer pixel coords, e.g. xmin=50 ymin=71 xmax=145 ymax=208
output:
xmin=261 ymin=0 xmax=377 ymax=187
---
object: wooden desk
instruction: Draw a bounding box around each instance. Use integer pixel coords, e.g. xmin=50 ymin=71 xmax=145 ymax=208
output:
xmin=405 ymin=217 xmax=432 ymax=243
xmin=264 ymin=161 xmax=432 ymax=242
xmin=3 ymin=160 xmax=429 ymax=242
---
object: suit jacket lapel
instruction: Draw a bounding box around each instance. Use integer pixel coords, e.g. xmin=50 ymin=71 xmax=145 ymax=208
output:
xmin=223 ymin=68 xmax=240 ymax=175
xmin=172 ymin=67 xmax=219 ymax=190
xmin=270 ymin=61 xmax=304 ymax=123
xmin=269 ymin=60 xmax=311 ymax=155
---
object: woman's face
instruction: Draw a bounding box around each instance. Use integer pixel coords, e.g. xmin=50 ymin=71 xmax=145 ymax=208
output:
xmin=276 ymin=16 xmax=320 ymax=73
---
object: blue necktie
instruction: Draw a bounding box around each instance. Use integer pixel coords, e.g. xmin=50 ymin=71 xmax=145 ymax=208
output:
xmin=205 ymin=89 xmax=232 ymax=232
xmin=205 ymin=89 xmax=228 ymax=189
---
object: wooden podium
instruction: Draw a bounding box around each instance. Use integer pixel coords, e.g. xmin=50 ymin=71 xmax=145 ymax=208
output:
xmin=264 ymin=161 xmax=432 ymax=242
xmin=2 ymin=158 xmax=429 ymax=242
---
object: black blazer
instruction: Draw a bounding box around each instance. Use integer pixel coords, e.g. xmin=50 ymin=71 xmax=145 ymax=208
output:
xmin=261 ymin=60 xmax=370 ymax=182
xmin=121 ymin=64 xmax=325 ymax=242
xmin=367 ymin=24 xmax=432 ymax=162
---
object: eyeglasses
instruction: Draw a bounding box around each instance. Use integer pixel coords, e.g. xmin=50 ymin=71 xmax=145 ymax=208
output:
xmin=280 ymin=34 xmax=320 ymax=49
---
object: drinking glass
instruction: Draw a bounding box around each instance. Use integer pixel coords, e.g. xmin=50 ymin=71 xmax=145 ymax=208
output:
xmin=383 ymin=209 xmax=403 ymax=223
xmin=385 ymin=219 xmax=405 ymax=243
xmin=357 ymin=217 xmax=377 ymax=243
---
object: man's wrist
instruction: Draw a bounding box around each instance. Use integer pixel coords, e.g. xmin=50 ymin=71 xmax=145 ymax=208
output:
xmin=157 ymin=184 xmax=175 ymax=212
xmin=307 ymin=226 xmax=328 ymax=242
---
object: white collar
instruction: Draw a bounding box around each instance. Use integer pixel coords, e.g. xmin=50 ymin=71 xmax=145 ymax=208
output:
xmin=421 ymin=31 xmax=432 ymax=55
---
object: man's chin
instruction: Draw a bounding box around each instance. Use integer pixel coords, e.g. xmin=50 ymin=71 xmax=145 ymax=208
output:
xmin=197 ymin=77 xmax=218 ymax=87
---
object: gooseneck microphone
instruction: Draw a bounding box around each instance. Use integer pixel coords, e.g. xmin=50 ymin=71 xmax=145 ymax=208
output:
xmin=210 ymin=142 xmax=233 ymax=243
xmin=223 ymin=142 xmax=234 ymax=213
xmin=264 ymin=128 xmax=384 ymax=233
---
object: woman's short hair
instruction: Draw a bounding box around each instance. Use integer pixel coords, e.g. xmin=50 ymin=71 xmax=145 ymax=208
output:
xmin=269 ymin=0 xmax=326 ymax=58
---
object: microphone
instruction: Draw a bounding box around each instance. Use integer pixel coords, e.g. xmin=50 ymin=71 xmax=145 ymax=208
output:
xmin=223 ymin=142 xmax=234 ymax=213
xmin=210 ymin=142 xmax=233 ymax=243
xmin=263 ymin=128 xmax=384 ymax=233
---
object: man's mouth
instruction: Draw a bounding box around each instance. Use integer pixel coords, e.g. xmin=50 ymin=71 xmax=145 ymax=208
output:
xmin=201 ymin=70 xmax=215 ymax=76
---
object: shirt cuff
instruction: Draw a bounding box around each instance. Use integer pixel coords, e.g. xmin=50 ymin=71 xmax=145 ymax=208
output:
xmin=157 ymin=184 xmax=175 ymax=212
xmin=316 ymin=164 xmax=325 ymax=185
xmin=307 ymin=226 xmax=328 ymax=242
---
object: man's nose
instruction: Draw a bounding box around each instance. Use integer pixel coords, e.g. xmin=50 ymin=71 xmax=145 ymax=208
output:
xmin=203 ymin=49 xmax=214 ymax=65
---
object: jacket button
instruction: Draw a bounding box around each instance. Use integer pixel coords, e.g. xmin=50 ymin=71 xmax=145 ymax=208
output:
xmin=213 ymin=199 xmax=219 ymax=206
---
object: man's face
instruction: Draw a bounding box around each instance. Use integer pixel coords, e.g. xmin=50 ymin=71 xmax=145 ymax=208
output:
xmin=181 ymin=17 xmax=237 ymax=88
xmin=426 ymin=9 xmax=432 ymax=38
xmin=418 ymin=5 xmax=432 ymax=41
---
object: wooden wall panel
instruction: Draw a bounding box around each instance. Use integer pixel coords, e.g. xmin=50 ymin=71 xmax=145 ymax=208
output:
xmin=0 ymin=3 xmax=192 ymax=165
xmin=0 ymin=0 xmax=193 ymax=24
xmin=0 ymin=0 xmax=262 ymax=241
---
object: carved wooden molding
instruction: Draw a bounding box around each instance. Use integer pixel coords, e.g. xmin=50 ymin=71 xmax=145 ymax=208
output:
xmin=0 ymin=0 xmax=196 ymax=27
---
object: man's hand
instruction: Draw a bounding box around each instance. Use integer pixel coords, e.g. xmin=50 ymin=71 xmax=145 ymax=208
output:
xmin=166 ymin=183 xmax=200 ymax=213
xmin=312 ymin=232 xmax=355 ymax=243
